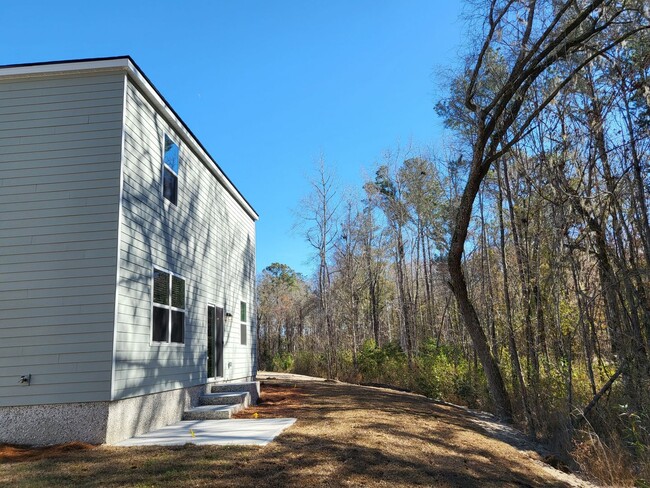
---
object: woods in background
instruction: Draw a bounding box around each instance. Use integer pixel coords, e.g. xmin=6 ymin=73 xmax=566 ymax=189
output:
xmin=258 ymin=0 xmax=650 ymax=483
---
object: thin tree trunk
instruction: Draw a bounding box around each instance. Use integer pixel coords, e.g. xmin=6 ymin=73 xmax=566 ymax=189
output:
xmin=502 ymin=160 xmax=539 ymax=385
xmin=498 ymin=162 xmax=535 ymax=434
xmin=395 ymin=227 xmax=414 ymax=364
xmin=569 ymin=253 xmax=598 ymax=396
xmin=575 ymin=358 xmax=627 ymax=427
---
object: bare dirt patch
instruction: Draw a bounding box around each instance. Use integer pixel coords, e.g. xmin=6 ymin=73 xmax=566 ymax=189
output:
xmin=0 ymin=375 xmax=597 ymax=487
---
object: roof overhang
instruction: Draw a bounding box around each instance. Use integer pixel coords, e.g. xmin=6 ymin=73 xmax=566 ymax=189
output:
xmin=0 ymin=56 xmax=259 ymax=221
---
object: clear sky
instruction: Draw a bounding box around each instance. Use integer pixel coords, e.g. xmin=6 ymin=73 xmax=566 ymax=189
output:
xmin=0 ymin=1 xmax=465 ymax=277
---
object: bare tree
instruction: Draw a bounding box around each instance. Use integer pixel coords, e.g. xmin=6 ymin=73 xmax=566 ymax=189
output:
xmin=298 ymin=157 xmax=340 ymax=378
xmin=438 ymin=0 xmax=648 ymax=420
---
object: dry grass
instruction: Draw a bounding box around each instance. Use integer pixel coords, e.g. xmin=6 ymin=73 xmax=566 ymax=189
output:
xmin=571 ymin=429 xmax=648 ymax=487
xmin=0 ymin=378 xmax=591 ymax=487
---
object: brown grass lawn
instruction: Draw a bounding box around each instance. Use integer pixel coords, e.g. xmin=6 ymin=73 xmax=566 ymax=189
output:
xmin=0 ymin=376 xmax=593 ymax=487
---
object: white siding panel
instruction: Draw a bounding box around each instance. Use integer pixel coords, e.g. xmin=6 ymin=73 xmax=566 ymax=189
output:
xmin=0 ymin=104 xmax=122 ymax=126
xmin=0 ymin=72 xmax=124 ymax=407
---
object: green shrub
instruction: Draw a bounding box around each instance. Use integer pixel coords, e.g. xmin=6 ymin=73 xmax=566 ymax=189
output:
xmin=357 ymin=340 xmax=409 ymax=385
xmin=271 ymin=352 xmax=294 ymax=372
xmin=292 ymin=350 xmax=327 ymax=377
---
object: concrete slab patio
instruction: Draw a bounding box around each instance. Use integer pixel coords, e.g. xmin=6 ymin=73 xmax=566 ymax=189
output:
xmin=114 ymin=418 xmax=296 ymax=447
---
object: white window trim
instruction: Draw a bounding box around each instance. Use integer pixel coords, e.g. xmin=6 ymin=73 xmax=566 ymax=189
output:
xmin=161 ymin=132 xmax=180 ymax=204
xmin=150 ymin=266 xmax=186 ymax=346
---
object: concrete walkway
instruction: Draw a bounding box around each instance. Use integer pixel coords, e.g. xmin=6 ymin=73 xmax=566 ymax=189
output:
xmin=114 ymin=418 xmax=296 ymax=447
xmin=257 ymin=371 xmax=326 ymax=382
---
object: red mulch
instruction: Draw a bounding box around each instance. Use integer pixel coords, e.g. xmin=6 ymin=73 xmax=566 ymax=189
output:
xmin=232 ymin=383 xmax=308 ymax=419
xmin=0 ymin=441 xmax=96 ymax=463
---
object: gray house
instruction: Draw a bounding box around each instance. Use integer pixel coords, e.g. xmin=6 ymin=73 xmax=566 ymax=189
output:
xmin=0 ymin=57 xmax=259 ymax=445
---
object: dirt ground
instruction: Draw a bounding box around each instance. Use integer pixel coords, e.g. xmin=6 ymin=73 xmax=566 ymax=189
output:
xmin=0 ymin=373 xmax=598 ymax=487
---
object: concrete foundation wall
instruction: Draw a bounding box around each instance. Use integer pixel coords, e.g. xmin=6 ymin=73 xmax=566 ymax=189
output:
xmin=106 ymin=376 xmax=257 ymax=443
xmin=0 ymin=377 xmax=257 ymax=446
xmin=0 ymin=402 xmax=109 ymax=446
xmin=105 ymin=384 xmax=203 ymax=444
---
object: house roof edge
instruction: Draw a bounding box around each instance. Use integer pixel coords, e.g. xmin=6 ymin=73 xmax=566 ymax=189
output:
xmin=0 ymin=56 xmax=259 ymax=222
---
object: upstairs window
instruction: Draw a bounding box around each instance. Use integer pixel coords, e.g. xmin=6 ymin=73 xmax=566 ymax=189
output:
xmin=162 ymin=134 xmax=179 ymax=205
xmin=152 ymin=268 xmax=185 ymax=344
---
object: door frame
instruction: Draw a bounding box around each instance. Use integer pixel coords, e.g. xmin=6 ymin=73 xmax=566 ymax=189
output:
xmin=207 ymin=304 xmax=224 ymax=379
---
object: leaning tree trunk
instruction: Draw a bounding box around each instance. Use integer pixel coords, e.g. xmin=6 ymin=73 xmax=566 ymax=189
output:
xmin=443 ymin=0 xmax=647 ymax=423
xmin=448 ymin=152 xmax=513 ymax=421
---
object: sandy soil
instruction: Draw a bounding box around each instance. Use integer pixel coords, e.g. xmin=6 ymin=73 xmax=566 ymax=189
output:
xmin=0 ymin=372 xmax=599 ymax=487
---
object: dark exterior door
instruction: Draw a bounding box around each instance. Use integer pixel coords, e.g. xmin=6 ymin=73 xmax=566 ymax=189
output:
xmin=207 ymin=305 xmax=224 ymax=378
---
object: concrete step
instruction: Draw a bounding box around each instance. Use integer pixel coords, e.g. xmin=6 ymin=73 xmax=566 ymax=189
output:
xmin=199 ymin=392 xmax=250 ymax=407
xmin=182 ymin=404 xmax=242 ymax=420
xmin=210 ymin=381 xmax=260 ymax=404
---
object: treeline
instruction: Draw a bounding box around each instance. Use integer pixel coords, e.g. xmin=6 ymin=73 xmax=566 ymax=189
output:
xmin=257 ymin=0 xmax=650 ymax=483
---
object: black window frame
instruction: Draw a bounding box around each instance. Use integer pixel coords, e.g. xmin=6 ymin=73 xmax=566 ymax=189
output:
xmin=152 ymin=268 xmax=186 ymax=344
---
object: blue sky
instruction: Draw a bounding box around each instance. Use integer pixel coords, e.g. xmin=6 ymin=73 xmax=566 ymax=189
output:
xmin=1 ymin=1 xmax=465 ymax=277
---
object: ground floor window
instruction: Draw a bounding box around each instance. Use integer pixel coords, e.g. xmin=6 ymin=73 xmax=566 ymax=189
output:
xmin=152 ymin=268 xmax=185 ymax=343
xmin=240 ymin=301 xmax=247 ymax=345
xmin=240 ymin=322 xmax=247 ymax=345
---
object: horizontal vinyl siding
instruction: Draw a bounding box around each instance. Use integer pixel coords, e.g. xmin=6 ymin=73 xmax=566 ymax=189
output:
xmin=113 ymin=78 xmax=256 ymax=400
xmin=0 ymin=72 xmax=124 ymax=406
